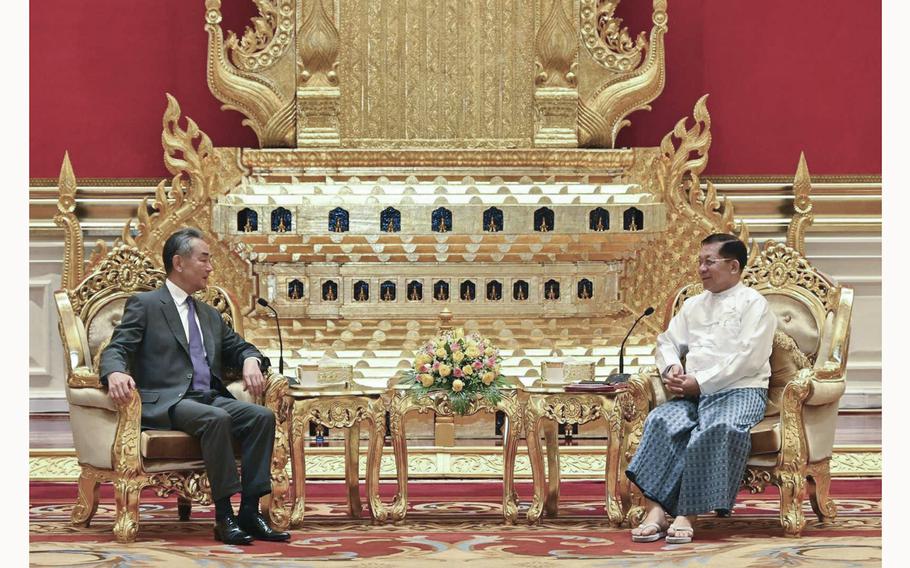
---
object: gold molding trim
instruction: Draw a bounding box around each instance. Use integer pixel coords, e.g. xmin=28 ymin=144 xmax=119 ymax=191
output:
xmin=29 ymin=445 xmax=882 ymax=481
xmin=28 ymin=174 xmax=884 ymax=187
xmin=241 ymin=148 xmax=636 ymax=171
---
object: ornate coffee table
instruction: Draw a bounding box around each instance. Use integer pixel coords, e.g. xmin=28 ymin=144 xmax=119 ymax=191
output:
xmin=281 ymin=384 xmax=390 ymax=527
xmin=520 ymin=383 xmax=647 ymax=526
xmin=384 ymin=384 xmax=525 ymax=523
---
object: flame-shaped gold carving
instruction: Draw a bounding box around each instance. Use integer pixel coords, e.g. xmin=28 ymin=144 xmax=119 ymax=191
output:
xmin=226 ymin=0 xmax=294 ymax=73
xmin=577 ymin=0 xmax=667 ymax=148
xmin=535 ymin=0 xmax=577 ymax=88
xmin=54 ymin=152 xmax=84 ymax=290
xmin=787 ymin=152 xmax=814 ymax=255
xmin=579 ymin=0 xmax=646 ymax=72
xmin=298 ymin=0 xmax=339 ymax=88
xmin=620 ymin=96 xmax=749 ymax=333
xmin=205 ymin=0 xmax=296 ymax=147
xmin=122 ymin=95 xmax=252 ymax=308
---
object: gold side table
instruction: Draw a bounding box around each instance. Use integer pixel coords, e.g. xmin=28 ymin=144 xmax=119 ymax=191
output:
xmin=385 ymin=385 xmax=524 ymax=524
xmin=278 ymin=385 xmax=389 ymax=528
xmin=522 ymin=385 xmax=641 ymax=526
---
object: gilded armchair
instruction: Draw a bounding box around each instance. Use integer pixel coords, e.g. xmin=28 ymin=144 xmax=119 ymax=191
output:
xmin=629 ymin=240 xmax=853 ymax=536
xmin=54 ymin=244 xmax=290 ymax=543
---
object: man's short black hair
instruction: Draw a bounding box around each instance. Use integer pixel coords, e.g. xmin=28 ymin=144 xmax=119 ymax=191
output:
xmin=162 ymin=227 xmax=204 ymax=274
xmin=701 ymin=233 xmax=748 ymax=272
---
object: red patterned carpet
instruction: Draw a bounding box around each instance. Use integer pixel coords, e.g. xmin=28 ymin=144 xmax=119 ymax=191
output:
xmin=30 ymin=479 xmax=881 ymax=567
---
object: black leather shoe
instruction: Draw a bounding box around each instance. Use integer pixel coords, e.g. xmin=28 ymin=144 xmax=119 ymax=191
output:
xmin=213 ymin=515 xmax=254 ymax=545
xmin=237 ymin=513 xmax=291 ymax=542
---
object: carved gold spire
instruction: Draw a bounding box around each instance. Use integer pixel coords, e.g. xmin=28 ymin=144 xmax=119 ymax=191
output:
xmin=54 ymin=152 xmax=84 ymax=290
xmin=535 ymin=0 xmax=578 ymax=89
xmin=296 ymin=0 xmax=341 ymax=147
xmin=787 ymin=152 xmax=814 ymax=255
xmin=298 ymin=0 xmax=339 ymax=88
xmin=533 ymin=0 xmax=579 ymax=147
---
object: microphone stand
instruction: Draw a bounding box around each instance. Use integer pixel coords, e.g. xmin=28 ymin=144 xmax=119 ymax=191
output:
xmin=257 ymin=298 xmax=285 ymax=376
xmin=606 ymin=307 xmax=655 ymax=384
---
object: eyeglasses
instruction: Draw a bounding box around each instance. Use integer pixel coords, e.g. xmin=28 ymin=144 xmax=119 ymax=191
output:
xmin=698 ymin=257 xmax=733 ymax=268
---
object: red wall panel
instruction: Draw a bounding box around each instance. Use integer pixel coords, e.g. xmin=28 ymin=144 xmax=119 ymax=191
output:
xmin=29 ymin=1 xmax=881 ymax=178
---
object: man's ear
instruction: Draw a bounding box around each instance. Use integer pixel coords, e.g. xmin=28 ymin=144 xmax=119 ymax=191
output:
xmin=172 ymin=254 xmax=183 ymax=272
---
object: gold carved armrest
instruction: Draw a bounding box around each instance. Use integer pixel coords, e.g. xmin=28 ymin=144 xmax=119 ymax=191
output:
xmin=111 ymin=390 xmax=143 ymax=476
xmin=800 ymin=368 xmax=846 ymax=407
xmin=813 ymin=287 xmax=854 ymax=381
xmin=628 ymin=368 xmax=666 ymax=409
xmin=54 ymin=290 xmax=103 ymax=388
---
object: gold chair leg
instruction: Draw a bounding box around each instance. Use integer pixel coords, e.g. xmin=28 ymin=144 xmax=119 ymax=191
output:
xmin=177 ymin=496 xmax=192 ymax=521
xmin=344 ymin=423 xmax=363 ymax=518
xmin=807 ymin=459 xmax=837 ymax=523
xmin=112 ymin=477 xmax=143 ymax=543
xmin=71 ymin=469 xmax=100 ymax=527
xmin=778 ymin=471 xmax=807 ymax=537
xmin=542 ymin=420 xmax=560 ymax=518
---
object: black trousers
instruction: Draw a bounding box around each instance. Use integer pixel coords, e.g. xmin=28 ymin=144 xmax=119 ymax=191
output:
xmin=169 ymin=390 xmax=275 ymax=502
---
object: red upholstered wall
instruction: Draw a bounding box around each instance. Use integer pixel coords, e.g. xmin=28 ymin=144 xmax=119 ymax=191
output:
xmin=29 ymin=1 xmax=881 ymax=178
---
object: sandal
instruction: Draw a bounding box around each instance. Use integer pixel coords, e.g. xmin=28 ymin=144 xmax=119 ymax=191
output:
xmin=631 ymin=521 xmax=668 ymax=543
xmin=665 ymin=523 xmax=694 ymax=544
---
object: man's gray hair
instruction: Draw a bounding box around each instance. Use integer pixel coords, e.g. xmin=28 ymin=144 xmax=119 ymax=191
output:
xmin=162 ymin=227 xmax=204 ymax=274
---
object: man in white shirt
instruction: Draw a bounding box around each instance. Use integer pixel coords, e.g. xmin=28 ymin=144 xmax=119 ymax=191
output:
xmin=100 ymin=228 xmax=290 ymax=545
xmin=627 ymin=233 xmax=776 ymax=543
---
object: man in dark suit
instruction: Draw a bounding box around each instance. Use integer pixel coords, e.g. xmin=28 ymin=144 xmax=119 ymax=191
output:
xmin=100 ymin=227 xmax=290 ymax=545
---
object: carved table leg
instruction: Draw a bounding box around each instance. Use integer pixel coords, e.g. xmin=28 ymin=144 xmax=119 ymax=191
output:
xmin=501 ymin=414 xmax=520 ymax=524
xmin=389 ymin=405 xmax=410 ymax=522
xmin=526 ymin=412 xmax=546 ymax=525
xmin=604 ymin=402 xmax=625 ymax=527
xmin=365 ymin=406 xmax=388 ymax=523
xmin=71 ymin=469 xmax=101 ymax=527
xmin=542 ymin=420 xmax=560 ymax=518
xmin=290 ymin=403 xmax=309 ymax=528
xmin=344 ymin=423 xmax=363 ymax=518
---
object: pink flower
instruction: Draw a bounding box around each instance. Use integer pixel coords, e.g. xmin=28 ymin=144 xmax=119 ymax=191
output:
xmin=486 ymin=357 xmax=496 ymax=367
xmin=449 ymin=341 xmax=462 ymax=351
xmin=473 ymin=360 xmax=483 ymax=370
xmin=432 ymin=361 xmax=441 ymax=370
xmin=453 ymin=367 xmax=463 ymax=377
xmin=419 ymin=364 xmax=429 ymax=373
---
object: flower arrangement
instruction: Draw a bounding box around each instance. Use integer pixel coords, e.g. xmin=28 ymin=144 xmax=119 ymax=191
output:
xmin=401 ymin=327 xmax=508 ymax=415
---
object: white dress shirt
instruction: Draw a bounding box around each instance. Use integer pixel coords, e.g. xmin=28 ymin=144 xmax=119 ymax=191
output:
xmin=165 ymin=279 xmax=260 ymax=368
xmin=165 ymin=279 xmax=207 ymax=355
xmin=656 ymin=282 xmax=776 ymax=395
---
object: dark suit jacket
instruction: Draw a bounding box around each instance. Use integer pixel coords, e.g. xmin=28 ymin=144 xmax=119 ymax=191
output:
xmin=99 ymin=285 xmax=270 ymax=430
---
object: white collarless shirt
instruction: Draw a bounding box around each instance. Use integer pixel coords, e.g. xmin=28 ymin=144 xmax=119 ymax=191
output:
xmin=655 ymin=282 xmax=777 ymax=395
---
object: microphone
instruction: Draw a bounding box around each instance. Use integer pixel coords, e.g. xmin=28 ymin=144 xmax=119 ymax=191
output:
xmin=257 ymin=297 xmax=285 ymax=376
xmin=607 ymin=306 xmax=655 ymax=384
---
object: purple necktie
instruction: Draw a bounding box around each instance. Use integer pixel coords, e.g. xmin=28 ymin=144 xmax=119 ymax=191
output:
xmin=185 ymin=297 xmax=211 ymax=391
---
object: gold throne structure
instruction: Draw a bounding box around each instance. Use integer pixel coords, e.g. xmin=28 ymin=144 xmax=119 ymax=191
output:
xmin=52 ymin=0 xmax=854 ymax=537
